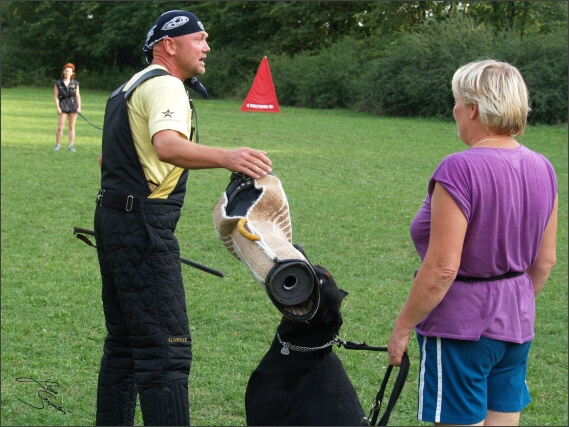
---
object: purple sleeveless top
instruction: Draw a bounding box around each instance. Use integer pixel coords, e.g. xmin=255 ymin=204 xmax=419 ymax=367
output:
xmin=410 ymin=145 xmax=557 ymax=343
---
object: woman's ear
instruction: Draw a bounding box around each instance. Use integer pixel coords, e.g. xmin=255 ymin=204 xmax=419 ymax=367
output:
xmin=469 ymin=103 xmax=479 ymax=120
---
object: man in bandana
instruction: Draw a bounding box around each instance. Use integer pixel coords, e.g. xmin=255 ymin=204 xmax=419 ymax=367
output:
xmin=94 ymin=10 xmax=272 ymax=426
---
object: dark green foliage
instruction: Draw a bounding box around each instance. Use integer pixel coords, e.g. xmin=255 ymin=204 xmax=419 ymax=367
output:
xmin=513 ymin=29 xmax=568 ymax=125
xmin=358 ymin=16 xmax=492 ymax=117
xmin=352 ymin=16 xmax=567 ymax=123
xmin=271 ymin=37 xmax=369 ymax=109
xmin=363 ymin=16 xmax=494 ymax=118
xmin=268 ymin=14 xmax=567 ymax=124
xmin=71 ymin=67 xmax=140 ymax=92
xmin=1 ymin=2 xmax=566 ymax=123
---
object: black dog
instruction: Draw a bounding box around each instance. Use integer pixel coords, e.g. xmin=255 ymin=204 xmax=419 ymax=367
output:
xmin=245 ymin=262 xmax=366 ymax=426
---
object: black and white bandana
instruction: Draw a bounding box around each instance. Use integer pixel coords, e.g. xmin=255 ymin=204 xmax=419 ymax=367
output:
xmin=143 ymin=10 xmax=208 ymax=98
xmin=143 ymin=10 xmax=205 ymax=63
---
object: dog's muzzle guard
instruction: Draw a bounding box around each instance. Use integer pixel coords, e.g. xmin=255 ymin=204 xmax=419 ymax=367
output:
xmin=213 ymin=173 xmax=320 ymax=321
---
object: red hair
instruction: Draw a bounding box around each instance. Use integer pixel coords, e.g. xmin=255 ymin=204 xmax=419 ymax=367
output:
xmin=61 ymin=63 xmax=76 ymax=78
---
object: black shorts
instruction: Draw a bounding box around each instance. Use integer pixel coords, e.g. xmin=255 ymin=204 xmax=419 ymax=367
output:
xmin=60 ymin=98 xmax=77 ymax=113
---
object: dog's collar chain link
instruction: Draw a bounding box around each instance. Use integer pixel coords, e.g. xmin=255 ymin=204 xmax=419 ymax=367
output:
xmin=276 ymin=333 xmax=342 ymax=355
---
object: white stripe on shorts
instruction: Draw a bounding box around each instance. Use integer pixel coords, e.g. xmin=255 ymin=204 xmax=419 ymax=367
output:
xmin=418 ymin=337 xmax=426 ymax=418
xmin=418 ymin=336 xmax=443 ymax=423
xmin=435 ymin=337 xmax=442 ymax=423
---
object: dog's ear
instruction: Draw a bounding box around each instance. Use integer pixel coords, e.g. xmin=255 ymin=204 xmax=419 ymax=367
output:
xmin=339 ymin=289 xmax=349 ymax=300
xmin=293 ymin=243 xmax=310 ymax=262
xmin=293 ymin=243 xmax=318 ymax=274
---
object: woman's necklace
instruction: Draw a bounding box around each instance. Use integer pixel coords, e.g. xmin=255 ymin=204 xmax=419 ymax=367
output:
xmin=470 ymin=137 xmax=511 ymax=149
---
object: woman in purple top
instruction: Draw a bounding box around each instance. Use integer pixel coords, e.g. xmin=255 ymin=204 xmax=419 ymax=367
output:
xmin=388 ymin=59 xmax=558 ymax=426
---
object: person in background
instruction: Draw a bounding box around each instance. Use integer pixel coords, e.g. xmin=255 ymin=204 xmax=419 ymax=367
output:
xmin=388 ymin=59 xmax=558 ymax=426
xmin=54 ymin=62 xmax=81 ymax=152
xmin=94 ymin=10 xmax=272 ymax=426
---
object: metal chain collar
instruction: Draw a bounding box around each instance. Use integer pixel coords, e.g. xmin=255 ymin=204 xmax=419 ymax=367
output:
xmin=276 ymin=333 xmax=341 ymax=355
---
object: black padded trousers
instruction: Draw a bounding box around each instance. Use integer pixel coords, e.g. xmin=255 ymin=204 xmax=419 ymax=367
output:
xmin=94 ymin=202 xmax=191 ymax=426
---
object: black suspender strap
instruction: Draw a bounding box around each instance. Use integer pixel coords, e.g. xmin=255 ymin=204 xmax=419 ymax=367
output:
xmin=189 ymin=98 xmax=199 ymax=143
xmin=108 ymin=68 xmax=171 ymax=100
xmin=109 ymin=69 xmax=200 ymax=143
xmin=124 ymin=68 xmax=171 ymax=99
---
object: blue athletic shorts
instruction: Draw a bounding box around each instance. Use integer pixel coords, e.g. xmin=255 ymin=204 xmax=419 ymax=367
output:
xmin=416 ymin=334 xmax=532 ymax=424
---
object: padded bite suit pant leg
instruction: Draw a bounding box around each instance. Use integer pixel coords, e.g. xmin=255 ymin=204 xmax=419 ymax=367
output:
xmin=95 ymin=204 xmax=192 ymax=426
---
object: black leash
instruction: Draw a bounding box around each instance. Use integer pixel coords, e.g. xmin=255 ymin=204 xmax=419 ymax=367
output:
xmin=338 ymin=339 xmax=410 ymax=426
xmin=73 ymin=226 xmax=225 ymax=278
xmin=78 ymin=112 xmax=104 ymax=131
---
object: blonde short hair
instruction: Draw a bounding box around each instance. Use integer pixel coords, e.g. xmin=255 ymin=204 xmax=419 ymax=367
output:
xmin=452 ymin=59 xmax=530 ymax=136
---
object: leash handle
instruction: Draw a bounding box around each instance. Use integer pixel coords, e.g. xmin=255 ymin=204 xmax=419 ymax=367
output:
xmin=370 ymin=352 xmax=410 ymax=426
xmin=74 ymin=226 xmax=95 ymax=236
xmin=74 ymin=226 xmax=97 ymax=248
xmin=339 ymin=340 xmax=409 ymax=426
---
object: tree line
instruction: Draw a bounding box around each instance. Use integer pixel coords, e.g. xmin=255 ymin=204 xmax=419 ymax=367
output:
xmin=1 ymin=1 xmax=566 ymax=124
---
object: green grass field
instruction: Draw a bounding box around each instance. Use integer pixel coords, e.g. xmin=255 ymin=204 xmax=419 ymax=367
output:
xmin=1 ymin=87 xmax=567 ymax=426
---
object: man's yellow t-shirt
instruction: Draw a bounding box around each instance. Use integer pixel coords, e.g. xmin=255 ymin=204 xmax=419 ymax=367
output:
xmin=123 ymin=65 xmax=193 ymax=197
